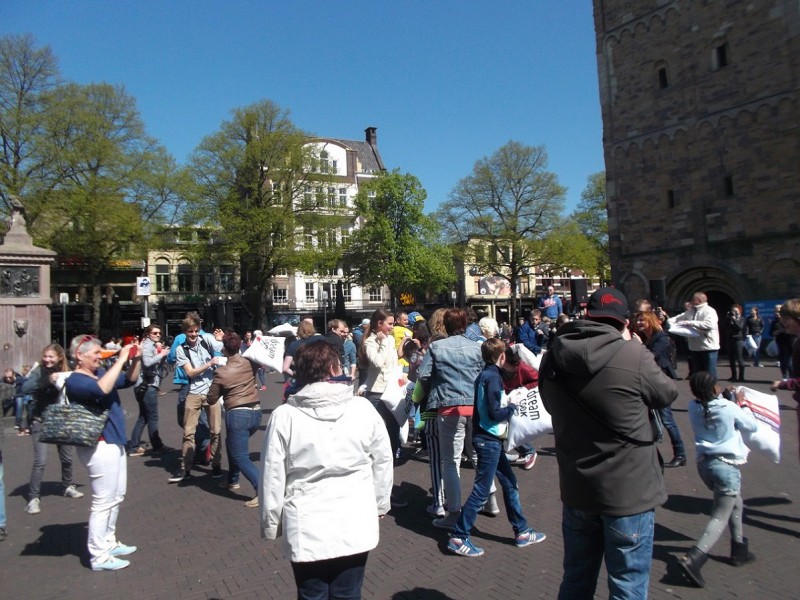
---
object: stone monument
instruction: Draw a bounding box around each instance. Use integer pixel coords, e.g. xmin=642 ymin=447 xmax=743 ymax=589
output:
xmin=0 ymin=198 xmax=56 ymax=370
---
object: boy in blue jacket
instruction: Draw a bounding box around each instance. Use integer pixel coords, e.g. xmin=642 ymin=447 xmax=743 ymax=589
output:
xmin=448 ymin=338 xmax=547 ymax=557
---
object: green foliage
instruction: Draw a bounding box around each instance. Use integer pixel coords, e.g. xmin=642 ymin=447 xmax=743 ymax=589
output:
xmin=345 ymin=170 xmax=454 ymax=306
xmin=436 ymin=140 xmax=566 ymax=319
xmin=0 ymin=33 xmax=61 ymax=220
xmin=570 ymin=171 xmax=609 ymax=277
xmin=187 ymin=99 xmax=351 ymax=324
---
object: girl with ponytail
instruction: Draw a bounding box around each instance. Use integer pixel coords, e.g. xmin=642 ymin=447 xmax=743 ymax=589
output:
xmin=677 ymin=371 xmax=758 ymax=588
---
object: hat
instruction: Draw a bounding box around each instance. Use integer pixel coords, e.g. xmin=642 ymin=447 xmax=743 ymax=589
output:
xmin=361 ymin=318 xmax=370 ymax=326
xmin=408 ymin=311 xmax=425 ymax=325
xmin=585 ymin=287 xmax=629 ymax=324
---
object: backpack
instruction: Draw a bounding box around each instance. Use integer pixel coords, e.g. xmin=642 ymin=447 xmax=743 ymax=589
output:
xmin=180 ymin=336 xmax=214 ymax=380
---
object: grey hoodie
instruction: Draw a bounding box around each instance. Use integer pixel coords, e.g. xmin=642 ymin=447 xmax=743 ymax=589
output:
xmin=540 ymin=319 xmax=678 ymax=516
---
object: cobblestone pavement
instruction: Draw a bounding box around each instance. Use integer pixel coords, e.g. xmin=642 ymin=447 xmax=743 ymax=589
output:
xmin=0 ymin=360 xmax=798 ymax=599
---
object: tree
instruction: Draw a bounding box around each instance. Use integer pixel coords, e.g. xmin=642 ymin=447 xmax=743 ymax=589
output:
xmin=188 ymin=99 xmax=345 ymax=327
xmin=0 ymin=33 xmax=61 ymax=220
xmin=571 ymin=171 xmax=609 ymax=280
xmin=436 ymin=141 xmax=566 ymax=322
xmin=38 ymin=82 xmax=180 ymax=332
xmin=344 ymin=170 xmax=455 ymax=309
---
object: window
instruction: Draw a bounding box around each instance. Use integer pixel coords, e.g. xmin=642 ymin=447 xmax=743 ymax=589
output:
xmin=339 ymin=188 xmax=348 ymax=206
xmin=155 ymin=263 xmax=170 ymax=292
xmin=177 ymin=263 xmax=192 ymax=292
xmin=342 ymin=282 xmax=352 ymax=302
xmin=340 ymin=226 xmax=350 ymax=246
xmin=198 ymin=262 xmax=214 ymax=292
xmin=368 ymin=288 xmax=382 ymax=302
xmin=658 ymin=67 xmax=669 ymax=89
xmin=723 ymin=176 xmax=735 ymax=197
xmin=273 ymin=288 xmax=288 ymax=304
xmin=303 ymin=185 xmax=313 ymax=207
xmin=667 ymin=189 xmax=675 ymax=208
xmin=327 ymin=187 xmax=336 ymax=207
xmin=304 ymin=228 xmax=314 ymax=249
xmin=713 ymin=43 xmax=729 ymax=70
xmin=176 ymin=229 xmax=193 ymax=244
xmin=305 ymin=282 xmax=315 ymax=302
xmin=275 ymin=268 xmax=288 ymax=277
xmin=220 ymin=265 xmax=234 ymax=292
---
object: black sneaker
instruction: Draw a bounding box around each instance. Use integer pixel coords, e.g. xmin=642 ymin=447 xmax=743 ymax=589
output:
xmin=211 ymin=465 xmax=223 ymax=479
xmin=168 ymin=469 xmax=190 ymax=483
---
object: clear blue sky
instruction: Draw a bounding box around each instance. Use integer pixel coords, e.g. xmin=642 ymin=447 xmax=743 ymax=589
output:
xmin=3 ymin=0 xmax=604 ymax=213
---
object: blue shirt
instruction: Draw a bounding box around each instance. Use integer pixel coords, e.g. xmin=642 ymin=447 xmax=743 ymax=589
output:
xmin=688 ymin=396 xmax=757 ymax=463
xmin=66 ymin=370 xmax=131 ymax=446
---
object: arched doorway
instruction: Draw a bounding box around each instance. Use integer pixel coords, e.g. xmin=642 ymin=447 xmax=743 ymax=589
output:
xmin=666 ymin=267 xmax=739 ymax=359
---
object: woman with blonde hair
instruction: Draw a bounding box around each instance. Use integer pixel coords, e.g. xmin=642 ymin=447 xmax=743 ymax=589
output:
xmin=427 ymin=308 xmax=448 ymax=337
xmin=22 ymin=344 xmax=83 ymax=515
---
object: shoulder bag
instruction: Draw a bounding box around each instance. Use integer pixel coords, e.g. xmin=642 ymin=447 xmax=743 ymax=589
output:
xmin=39 ymin=377 xmax=108 ymax=447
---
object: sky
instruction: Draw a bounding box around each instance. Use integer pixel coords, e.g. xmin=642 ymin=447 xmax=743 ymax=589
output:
xmin=2 ymin=1 xmax=605 ymax=214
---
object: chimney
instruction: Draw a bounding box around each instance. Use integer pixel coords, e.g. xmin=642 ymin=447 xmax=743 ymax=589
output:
xmin=365 ymin=127 xmax=377 ymax=146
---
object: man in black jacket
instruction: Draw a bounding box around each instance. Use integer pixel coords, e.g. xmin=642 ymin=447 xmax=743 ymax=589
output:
xmin=540 ymin=287 xmax=678 ymax=600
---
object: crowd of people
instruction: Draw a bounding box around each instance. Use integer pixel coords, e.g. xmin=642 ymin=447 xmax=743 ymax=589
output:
xmin=1 ymin=290 xmax=799 ymax=598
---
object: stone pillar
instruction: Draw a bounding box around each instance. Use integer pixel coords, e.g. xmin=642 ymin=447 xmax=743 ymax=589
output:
xmin=0 ymin=201 xmax=56 ymax=370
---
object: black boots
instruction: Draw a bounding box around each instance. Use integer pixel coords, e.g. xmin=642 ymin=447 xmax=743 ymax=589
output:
xmin=679 ymin=546 xmax=708 ymax=587
xmin=664 ymin=455 xmax=687 ymax=468
xmin=730 ymin=537 xmax=756 ymax=566
xmin=679 ymin=540 xmax=755 ymax=587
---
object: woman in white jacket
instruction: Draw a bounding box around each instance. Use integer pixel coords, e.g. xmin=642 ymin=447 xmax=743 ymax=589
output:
xmin=260 ymin=340 xmax=393 ymax=599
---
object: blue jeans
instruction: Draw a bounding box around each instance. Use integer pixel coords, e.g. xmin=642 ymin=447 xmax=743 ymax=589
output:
xmin=750 ymin=334 xmax=762 ymax=366
xmin=454 ymin=435 xmax=529 ymax=539
xmin=0 ymin=450 xmax=6 ymax=528
xmin=256 ymin=368 xmax=266 ymax=388
xmin=15 ymin=394 xmax=32 ymax=429
xmin=558 ymin=505 xmax=655 ymax=600
xmin=658 ymin=406 xmax=685 ymax=457
xmin=129 ymin=385 xmax=164 ymax=451
xmin=28 ymin=420 xmax=74 ymax=499
xmin=291 ymin=551 xmax=368 ymax=600
xmin=698 ymin=456 xmax=741 ymax=496
xmin=225 ymin=407 xmax=262 ymax=491
xmin=690 ymin=350 xmax=718 ymax=379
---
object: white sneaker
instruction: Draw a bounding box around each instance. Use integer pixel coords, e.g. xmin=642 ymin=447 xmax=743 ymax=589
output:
xmin=64 ymin=485 xmax=84 ymax=499
xmin=26 ymin=498 xmax=41 ymax=514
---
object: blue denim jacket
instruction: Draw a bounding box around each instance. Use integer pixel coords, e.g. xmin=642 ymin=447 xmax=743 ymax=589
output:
xmin=417 ymin=334 xmax=483 ymax=410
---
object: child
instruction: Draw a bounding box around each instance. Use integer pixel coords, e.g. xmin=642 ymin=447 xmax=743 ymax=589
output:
xmin=678 ymin=371 xmax=758 ymax=587
xmin=447 ymin=338 xmax=546 ymax=557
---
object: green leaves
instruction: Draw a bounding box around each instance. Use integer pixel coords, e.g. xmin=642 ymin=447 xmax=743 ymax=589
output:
xmin=345 ymin=170 xmax=454 ymax=306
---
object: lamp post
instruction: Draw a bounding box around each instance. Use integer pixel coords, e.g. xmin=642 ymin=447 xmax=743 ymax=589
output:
xmin=451 ymin=290 xmax=457 ymax=308
xmin=322 ymin=290 xmax=328 ymax=326
xmin=59 ymin=293 xmax=69 ymax=349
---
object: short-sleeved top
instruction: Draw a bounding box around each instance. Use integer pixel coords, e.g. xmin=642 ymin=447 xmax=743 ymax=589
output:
xmin=175 ymin=335 xmax=218 ymax=395
xmin=65 ymin=370 xmax=130 ymax=446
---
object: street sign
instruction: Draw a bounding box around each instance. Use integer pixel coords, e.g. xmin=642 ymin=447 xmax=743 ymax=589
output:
xmin=136 ymin=276 xmax=151 ymax=296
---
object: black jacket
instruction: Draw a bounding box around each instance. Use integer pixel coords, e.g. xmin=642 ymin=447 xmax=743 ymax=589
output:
xmin=540 ymin=320 xmax=678 ymax=516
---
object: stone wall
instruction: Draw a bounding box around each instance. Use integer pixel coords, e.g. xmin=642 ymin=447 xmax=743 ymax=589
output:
xmin=594 ymin=0 xmax=800 ymax=310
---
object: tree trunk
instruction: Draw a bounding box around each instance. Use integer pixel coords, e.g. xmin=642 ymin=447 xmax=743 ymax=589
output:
xmin=91 ymin=282 xmax=103 ymax=335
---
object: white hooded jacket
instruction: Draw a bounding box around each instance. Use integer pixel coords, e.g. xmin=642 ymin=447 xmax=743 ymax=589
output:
xmin=259 ymin=379 xmax=393 ymax=562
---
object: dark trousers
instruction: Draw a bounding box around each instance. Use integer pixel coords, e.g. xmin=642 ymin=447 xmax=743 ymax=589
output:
xmin=365 ymin=392 xmax=401 ymax=456
xmin=130 ymin=385 xmax=164 ymax=451
xmin=291 ymin=552 xmax=368 ymax=600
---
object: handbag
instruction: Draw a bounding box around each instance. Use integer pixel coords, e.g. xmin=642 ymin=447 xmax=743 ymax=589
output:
xmin=743 ymin=334 xmax=757 ymax=354
xmin=39 ymin=394 xmax=109 ymax=447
